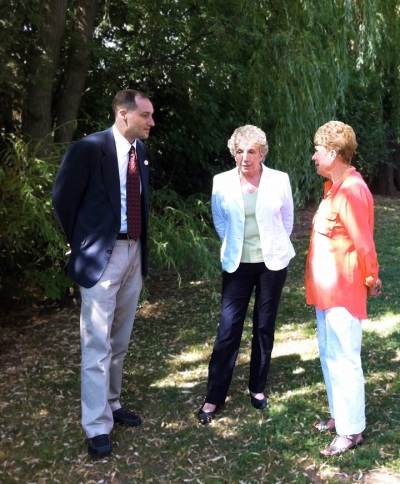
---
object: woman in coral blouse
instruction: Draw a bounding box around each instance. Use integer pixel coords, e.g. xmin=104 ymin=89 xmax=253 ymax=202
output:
xmin=306 ymin=121 xmax=382 ymax=456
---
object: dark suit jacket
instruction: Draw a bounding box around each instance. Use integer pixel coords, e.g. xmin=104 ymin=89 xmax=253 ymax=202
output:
xmin=52 ymin=127 xmax=150 ymax=288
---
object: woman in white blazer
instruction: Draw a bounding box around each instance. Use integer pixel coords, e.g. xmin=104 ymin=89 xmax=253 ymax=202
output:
xmin=198 ymin=125 xmax=295 ymax=424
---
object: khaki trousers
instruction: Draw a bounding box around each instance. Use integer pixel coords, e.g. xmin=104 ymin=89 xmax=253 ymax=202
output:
xmin=79 ymin=239 xmax=142 ymax=438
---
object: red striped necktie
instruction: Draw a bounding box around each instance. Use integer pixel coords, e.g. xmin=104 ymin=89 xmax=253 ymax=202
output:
xmin=126 ymin=145 xmax=141 ymax=240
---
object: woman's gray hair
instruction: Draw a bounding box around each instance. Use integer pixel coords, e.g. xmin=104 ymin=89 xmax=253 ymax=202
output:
xmin=227 ymin=125 xmax=269 ymax=158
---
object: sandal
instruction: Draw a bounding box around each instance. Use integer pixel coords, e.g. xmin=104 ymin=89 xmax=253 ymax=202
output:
xmin=320 ymin=434 xmax=363 ymax=457
xmin=313 ymin=418 xmax=335 ymax=432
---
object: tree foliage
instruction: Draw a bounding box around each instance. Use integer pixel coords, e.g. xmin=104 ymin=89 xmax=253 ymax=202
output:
xmin=0 ymin=0 xmax=399 ymax=300
xmin=1 ymin=0 xmax=399 ymax=197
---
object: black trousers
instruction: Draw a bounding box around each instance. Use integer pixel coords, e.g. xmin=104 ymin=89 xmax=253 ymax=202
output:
xmin=205 ymin=262 xmax=287 ymax=405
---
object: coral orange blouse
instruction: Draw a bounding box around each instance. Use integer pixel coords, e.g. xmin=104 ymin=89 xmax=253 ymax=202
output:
xmin=306 ymin=168 xmax=379 ymax=319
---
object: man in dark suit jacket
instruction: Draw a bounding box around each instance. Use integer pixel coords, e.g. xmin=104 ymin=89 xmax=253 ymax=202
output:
xmin=52 ymin=89 xmax=154 ymax=457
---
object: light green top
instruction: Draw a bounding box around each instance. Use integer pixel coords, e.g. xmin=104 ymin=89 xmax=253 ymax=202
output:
xmin=240 ymin=190 xmax=264 ymax=263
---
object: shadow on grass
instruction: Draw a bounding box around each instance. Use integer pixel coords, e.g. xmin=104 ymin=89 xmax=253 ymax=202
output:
xmin=0 ymin=294 xmax=399 ymax=482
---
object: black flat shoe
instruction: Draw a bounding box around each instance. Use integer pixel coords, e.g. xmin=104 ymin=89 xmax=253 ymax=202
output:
xmin=250 ymin=394 xmax=267 ymax=410
xmin=88 ymin=434 xmax=112 ymax=457
xmin=197 ymin=404 xmax=221 ymax=425
xmin=113 ymin=408 xmax=142 ymax=427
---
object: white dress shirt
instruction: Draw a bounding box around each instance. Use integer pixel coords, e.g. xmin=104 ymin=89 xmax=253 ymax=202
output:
xmin=112 ymin=125 xmax=137 ymax=233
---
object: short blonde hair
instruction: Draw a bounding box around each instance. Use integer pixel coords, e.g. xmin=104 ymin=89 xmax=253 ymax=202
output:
xmin=227 ymin=125 xmax=269 ymax=158
xmin=314 ymin=121 xmax=357 ymax=164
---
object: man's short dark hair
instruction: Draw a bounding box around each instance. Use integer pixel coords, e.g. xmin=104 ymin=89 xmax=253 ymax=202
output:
xmin=112 ymin=89 xmax=150 ymax=115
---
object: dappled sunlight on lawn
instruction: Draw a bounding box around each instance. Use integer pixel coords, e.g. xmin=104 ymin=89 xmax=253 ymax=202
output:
xmin=175 ymin=351 xmax=207 ymax=363
xmin=274 ymin=320 xmax=318 ymax=360
xmin=276 ymin=383 xmax=326 ymax=403
xmin=148 ymin=347 xmax=209 ymax=389
xmin=1 ymin=199 xmax=399 ymax=483
xmin=273 ymin=336 xmax=318 ymax=360
xmin=363 ymin=313 xmax=400 ymax=332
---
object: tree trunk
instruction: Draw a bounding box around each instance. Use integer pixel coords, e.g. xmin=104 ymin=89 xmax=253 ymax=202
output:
xmin=23 ymin=0 xmax=68 ymax=153
xmin=54 ymin=0 xmax=100 ymax=145
xmin=390 ymin=142 xmax=400 ymax=193
xmin=376 ymin=164 xmax=397 ymax=196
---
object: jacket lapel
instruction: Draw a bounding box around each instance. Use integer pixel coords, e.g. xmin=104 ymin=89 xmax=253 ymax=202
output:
xmin=135 ymin=141 xmax=149 ymax=187
xmin=101 ymin=129 xmax=121 ymax=222
xmin=256 ymin=165 xmax=272 ymax=211
xmin=227 ymin=167 xmax=245 ymax=212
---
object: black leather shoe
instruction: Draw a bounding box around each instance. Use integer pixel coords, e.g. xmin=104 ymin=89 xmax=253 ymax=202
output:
xmin=88 ymin=434 xmax=112 ymax=457
xmin=113 ymin=408 xmax=142 ymax=427
xmin=197 ymin=404 xmax=222 ymax=425
xmin=250 ymin=394 xmax=267 ymax=410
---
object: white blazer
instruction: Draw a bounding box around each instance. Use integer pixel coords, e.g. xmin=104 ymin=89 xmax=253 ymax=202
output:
xmin=212 ymin=164 xmax=295 ymax=273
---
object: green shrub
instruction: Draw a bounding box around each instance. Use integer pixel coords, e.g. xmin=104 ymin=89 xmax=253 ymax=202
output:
xmin=148 ymin=187 xmax=221 ymax=283
xmin=0 ymin=136 xmax=70 ymax=303
xmin=0 ymin=137 xmax=222 ymax=303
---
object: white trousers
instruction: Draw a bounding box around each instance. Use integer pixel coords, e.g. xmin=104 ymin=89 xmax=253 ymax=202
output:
xmin=316 ymin=307 xmax=366 ymax=436
xmin=79 ymin=239 xmax=142 ymax=438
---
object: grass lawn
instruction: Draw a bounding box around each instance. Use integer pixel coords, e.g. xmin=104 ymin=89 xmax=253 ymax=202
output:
xmin=0 ymin=197 xmax=399 ymax=483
